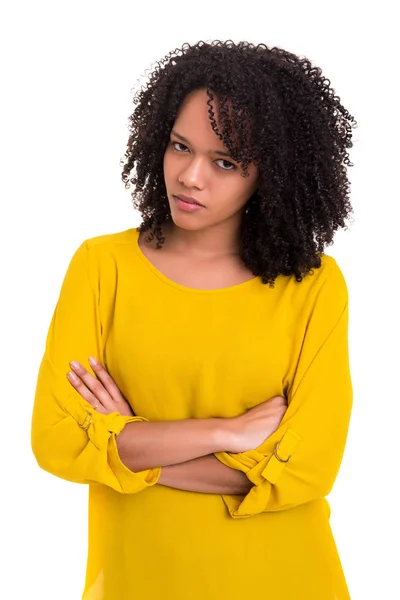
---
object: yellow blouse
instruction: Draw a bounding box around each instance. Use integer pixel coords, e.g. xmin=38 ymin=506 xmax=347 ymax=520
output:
xmin=31 ymin=226 xmax=353 ymax=599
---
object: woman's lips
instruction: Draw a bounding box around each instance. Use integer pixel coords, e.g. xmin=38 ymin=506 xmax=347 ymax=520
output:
xmin=175 ymin=194 xmax=204 ymax=206
xmin=173 ymin=195 xmax=205 ymax=212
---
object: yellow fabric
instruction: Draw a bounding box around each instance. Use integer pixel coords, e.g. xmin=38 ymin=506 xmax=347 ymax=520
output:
xmin=31 ymin=227 xmax=353 ymax=599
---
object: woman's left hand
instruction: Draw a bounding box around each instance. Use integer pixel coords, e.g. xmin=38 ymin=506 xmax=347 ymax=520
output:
xmin=67 ymin=356 xmax=135 ymax=417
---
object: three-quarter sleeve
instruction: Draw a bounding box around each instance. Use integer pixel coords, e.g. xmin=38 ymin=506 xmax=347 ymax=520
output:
xmin=214 ymin=259 xmax=353 ymax=518
xmin=31 ymin=240 xmax=161 ymax=494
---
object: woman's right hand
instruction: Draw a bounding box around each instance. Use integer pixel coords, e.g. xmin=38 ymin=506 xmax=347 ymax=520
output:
xmin=223 ymin=395 xmax=288 ymax=453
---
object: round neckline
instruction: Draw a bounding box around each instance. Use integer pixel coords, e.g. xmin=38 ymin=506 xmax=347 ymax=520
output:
xmin=131 ymin=227 xmax=260 ymax=295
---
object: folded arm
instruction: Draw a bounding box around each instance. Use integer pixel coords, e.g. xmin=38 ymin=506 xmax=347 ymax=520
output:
xmin=31 ymin=241 xmax=251 ymax=495
xmin=115 ymin=418 xmax=227 ymax=471
xmin=213 ymin=262 xmax=353 ymax=518
xmin=32 ymin=242 xmax=351 ymax=508
xmin=158 ymin=454 xmax=253 ymax=495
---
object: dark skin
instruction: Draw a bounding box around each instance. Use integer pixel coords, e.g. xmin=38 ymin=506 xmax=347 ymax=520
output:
xmin=67 ymin=356 xmax=134 ymax=417
xmin=66 ymin=88 xmax=288 ymax=493
xmin=67 ymin=357 xmax=287 ymax=494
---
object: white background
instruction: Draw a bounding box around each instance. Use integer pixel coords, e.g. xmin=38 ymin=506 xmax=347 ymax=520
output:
xmin=1 ymin=1 xmax=399 ymax=598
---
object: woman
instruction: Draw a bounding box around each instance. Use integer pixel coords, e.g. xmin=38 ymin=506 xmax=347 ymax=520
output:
xmin=31 ymin=40 xmax=356 ymax=599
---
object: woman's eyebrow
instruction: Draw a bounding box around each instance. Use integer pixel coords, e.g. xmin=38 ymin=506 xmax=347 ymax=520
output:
xmin=171 ymin=129 xmax=233 ymax=158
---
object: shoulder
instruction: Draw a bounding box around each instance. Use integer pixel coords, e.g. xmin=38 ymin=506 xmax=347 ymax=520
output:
xmin=67 ymin=228 xmax=138 ymax=281
xmin=294 ymin=253 xmax=347 ymax=297
xmin=84 ymin=227 xmax=137 ymax=252
xmin=303 ymin=254 xmax=349 ymax=331
xmin=313 ymin=253 xmax=348 ymax=305
xmin=283 ymin=253 xmax=349 ymax=322
xmin=78 ymin=227 xmax=137 ymax=266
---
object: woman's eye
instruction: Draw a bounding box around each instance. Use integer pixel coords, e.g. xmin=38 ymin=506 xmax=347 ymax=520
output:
xmin=171 ymin=141 xmax=187 ymax=152
xmin=171 ymin=141 xmax=236 ymax=171
xmin=216 ymin=159 xmax=236 ymax=171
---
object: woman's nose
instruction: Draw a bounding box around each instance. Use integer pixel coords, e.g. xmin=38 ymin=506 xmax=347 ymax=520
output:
xmin=179 ymin=157 xmax=208 ymax=189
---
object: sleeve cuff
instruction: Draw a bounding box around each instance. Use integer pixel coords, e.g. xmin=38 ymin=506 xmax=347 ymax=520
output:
xmin=216 ymin=428 xmax=302 ymax=518
xmin=64 ymin=400 xmax=161 ymax=494
xmin=108 ymin=428 xmax=161 ymax=494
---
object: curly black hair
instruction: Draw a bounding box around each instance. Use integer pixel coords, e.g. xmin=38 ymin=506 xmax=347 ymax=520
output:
xmin=120 ymin=39 xmax=357 ymax=286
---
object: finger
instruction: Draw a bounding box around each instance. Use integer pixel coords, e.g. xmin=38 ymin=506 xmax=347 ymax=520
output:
xmin=66 ymin=371 xmax=107 ymax=414
xmin=88 ymin=357 xmax=127 ymax=405
xmin=69 ymin=360 xmax=114 ymax=411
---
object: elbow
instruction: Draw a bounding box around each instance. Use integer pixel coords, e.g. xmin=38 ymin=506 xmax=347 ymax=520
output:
xmin=31 ymin=418 xmax=81 ymax=481
xmin=32 ymin=449 xmax=56 ymax=477
xmin=31 ymin=429 xmax=62 ymax=478
xmin=31 ymin=425 xmax=46 ymax=468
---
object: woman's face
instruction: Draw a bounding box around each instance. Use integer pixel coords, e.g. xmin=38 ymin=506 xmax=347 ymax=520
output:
xmin=163 ymin=88 xmax=259 ymax=232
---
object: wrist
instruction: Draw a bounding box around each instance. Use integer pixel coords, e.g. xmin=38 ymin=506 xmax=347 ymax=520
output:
xmin=212 ymin=417 xmax=240 ymax=453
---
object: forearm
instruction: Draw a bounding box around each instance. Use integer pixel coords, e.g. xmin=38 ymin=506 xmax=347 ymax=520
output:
xmin=116 ymin=418 xmax=228 ymax=472
xmin=158 ymin=454 xmax=253 ymax=495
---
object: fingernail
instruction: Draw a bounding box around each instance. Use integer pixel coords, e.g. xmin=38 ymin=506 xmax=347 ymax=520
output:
xmin=89 ymin=356 xmax=98 ymax=366
xmin=70 ymin=360 xmax=80 ymax=369
xmin=67 ymin=371 xmax=78 ymax=381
